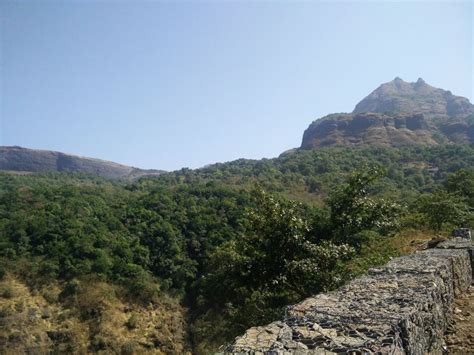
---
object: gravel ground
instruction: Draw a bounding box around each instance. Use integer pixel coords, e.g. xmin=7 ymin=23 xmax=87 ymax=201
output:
xmin=445 ymin=286 xmax=474 ymax=354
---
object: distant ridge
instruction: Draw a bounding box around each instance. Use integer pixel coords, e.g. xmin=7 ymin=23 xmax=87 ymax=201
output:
xmin=301 ymin=78 xmax=474 ymax=149
xmin=3 ymin=78 xmax=473 ymax=175
xmin=0 ymin=146 xmax=164 ymax=179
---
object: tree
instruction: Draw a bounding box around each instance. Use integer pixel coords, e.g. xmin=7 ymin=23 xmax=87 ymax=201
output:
xmin=417 ymin=190 xmax=470 ymax=231
xmin=327 ymin=167 xmax=402 ymax=246
xmin=199 ymin=188 xmax=354 ymax=340
xmin=444 ymin=169 xmax=474 ymax=206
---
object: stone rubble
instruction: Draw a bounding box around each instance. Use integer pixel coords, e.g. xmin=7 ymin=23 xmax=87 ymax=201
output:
xmin=225 ymin=237 xmax=473 ymax=354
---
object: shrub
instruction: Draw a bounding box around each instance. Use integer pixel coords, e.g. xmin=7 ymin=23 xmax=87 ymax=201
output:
xmin=42 ymin=288 xmax=59 ymax=304
xmin=1 ymin=287 xmax=14 ymax=299
xmin=121 ymin=341 xmax=137 ymax=355
xmin=126 ymin=313 xmax=139 ymax=330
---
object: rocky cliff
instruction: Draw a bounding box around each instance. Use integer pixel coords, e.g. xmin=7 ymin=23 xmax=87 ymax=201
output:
xmin=301 ymin=78 xmax=474 ymax=149
xmin=226 ymin=237 xmax=474 ymax=354
xmin=0 ymin=146 xmax=163 ymax=179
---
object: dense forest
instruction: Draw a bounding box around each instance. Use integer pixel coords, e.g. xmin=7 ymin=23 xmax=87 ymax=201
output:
xmin=1 ymin=145 xmax=473 ymax=353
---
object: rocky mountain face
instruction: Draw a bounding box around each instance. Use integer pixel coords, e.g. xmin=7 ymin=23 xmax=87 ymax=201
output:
xmin=301 ymin=78 xmax=474 ymax=149
xmin=0 ymin=146 xmax=163 ymax=179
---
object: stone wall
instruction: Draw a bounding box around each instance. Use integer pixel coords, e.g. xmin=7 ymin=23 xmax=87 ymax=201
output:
xmin=225 ymin=238 xmax=473 ymax=354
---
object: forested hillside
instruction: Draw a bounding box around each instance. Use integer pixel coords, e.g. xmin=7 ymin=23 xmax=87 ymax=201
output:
xmin=1 ymin=145 xmax=473 ymax=353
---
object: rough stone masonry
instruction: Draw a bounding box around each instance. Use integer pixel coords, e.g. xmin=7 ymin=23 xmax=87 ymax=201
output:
xmin=225 ymin=236 xmax=473 ymax=354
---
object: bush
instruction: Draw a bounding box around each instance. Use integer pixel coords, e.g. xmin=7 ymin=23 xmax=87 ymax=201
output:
xmin=42 ymin=288 xmax=59 ymax=304
xmin=91 ymin=335 xmax=108 ymax=351
xmin=121 ymin=341 xmax=137 ymax=355
xmin=1 ymin=287 xmax=14 ymax=299
xmin=126 ymin=313 xmax=139 ymax=330
xmin=0 ymin=306 xmax=11 ymax=318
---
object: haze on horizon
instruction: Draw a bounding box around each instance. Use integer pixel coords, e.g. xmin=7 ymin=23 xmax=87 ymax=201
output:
xmin=1 ymin=1 xmax=473 ymax=171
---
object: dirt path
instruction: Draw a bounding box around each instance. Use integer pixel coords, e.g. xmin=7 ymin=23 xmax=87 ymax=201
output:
xmin=445 ymin=285 xmax=474 ymax=354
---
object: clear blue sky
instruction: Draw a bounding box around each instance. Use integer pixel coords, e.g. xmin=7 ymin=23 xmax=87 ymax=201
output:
xmin=1 ymin=1 xmax=473 ymax=171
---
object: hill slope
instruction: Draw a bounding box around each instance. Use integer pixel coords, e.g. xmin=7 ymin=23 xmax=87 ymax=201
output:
xmin=1 ymin=144 xmax=473 ymax=353
xmin=1 ymin=78 xmax=474 ymax=354
xmin=0 ymin=146 xmax=164 ymax=179
xmin=301 ymin=78 xmax=474 ymax=149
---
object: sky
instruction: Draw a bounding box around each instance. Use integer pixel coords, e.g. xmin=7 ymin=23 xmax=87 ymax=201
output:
xmin=1 ymin=1 xmax=473 ymax=171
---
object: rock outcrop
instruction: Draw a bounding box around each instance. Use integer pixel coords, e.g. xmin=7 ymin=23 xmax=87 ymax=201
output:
xmin=354 ymin=77 xmax=474 ymax=117
xmin=301 ymin=78 xmax=474 ymax=149
xmin=301 ymin=112 xmax=438 ymax=148
xmin=226 ymin=237 xmax=473 ymax=354
xmin=0 ymin=146 xmax=164 ymax=179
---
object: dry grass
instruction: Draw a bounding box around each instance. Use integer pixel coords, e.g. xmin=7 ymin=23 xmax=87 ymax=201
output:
xmin=0 ymin=274 xmax=187 ymax=354
xmin=0 ymin=274 xmax=89 ymax=354
xmin=390 ymin=228 xmax=440 ymax=254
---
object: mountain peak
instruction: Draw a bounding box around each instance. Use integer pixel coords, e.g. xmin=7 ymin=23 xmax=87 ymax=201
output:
xmin=353 ymin=78 xmax=473 ymax=116
xmin=301 ymin=79 xmax=474 ymax=150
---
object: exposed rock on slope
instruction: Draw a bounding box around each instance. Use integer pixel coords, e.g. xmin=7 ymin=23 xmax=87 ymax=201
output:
xmin=301 ymin=78 xmax=474 ymax=149
xmin=354 ymin=77 xmax=473 ymax=117
xmin=0 ymin=146 xmax=164 ymax=179
xmin=301 ymin=112 xmax=438 ymax=148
